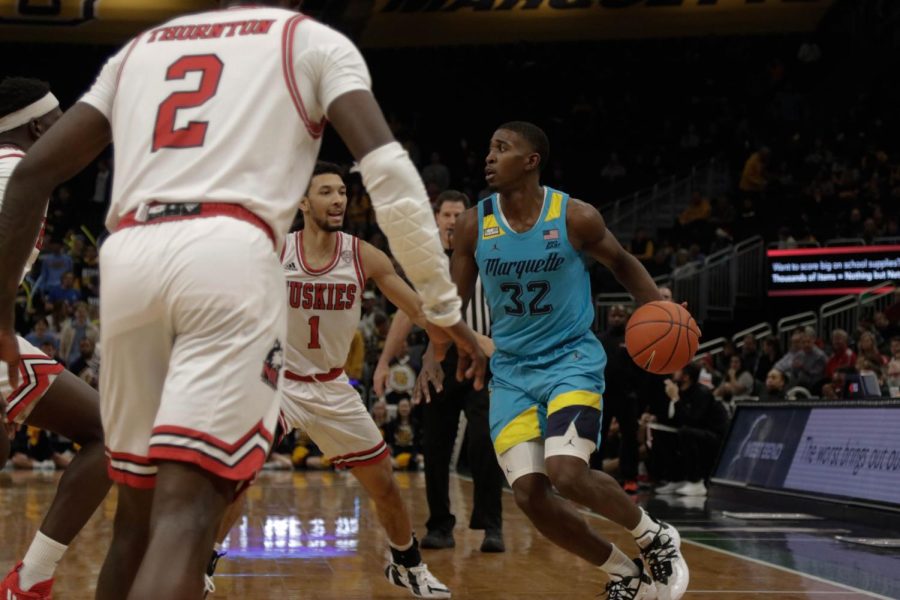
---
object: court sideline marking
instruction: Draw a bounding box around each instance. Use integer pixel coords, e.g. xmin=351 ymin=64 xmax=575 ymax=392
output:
xmin=452 ymin=473 xmax=893 ymax=600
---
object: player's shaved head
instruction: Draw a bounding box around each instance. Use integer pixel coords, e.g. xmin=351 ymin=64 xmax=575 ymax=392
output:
xmin=497 ymin=121 xmax=549 ymax=172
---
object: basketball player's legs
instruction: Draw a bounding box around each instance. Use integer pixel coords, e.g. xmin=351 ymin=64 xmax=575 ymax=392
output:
xmin=0 ymin=336 xmax=110 ymax=596
xmin=23 ymin=371 xmax=109 ymax=543
xmin=97 ymin=219 xmax=285 ymax=600
xmin=0 ymin=370 xmax=111 ymax=594
xmin=281 ymin=379 xmax=406 ymax=542
xmin=491 ymin=381 xmax=618 ymax=565
xmin=282 ymin=379 xmax=450 ymax=598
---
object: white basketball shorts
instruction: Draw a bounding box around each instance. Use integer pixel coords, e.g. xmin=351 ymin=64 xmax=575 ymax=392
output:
xmin=280 ymin=372 xmax=389 ymax=469
xmin=99 ymin=215 xmax=286 ymax=489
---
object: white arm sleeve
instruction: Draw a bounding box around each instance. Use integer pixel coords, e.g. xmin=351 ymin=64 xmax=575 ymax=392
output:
xmin=79 ymin=39 xmax=135 ymax=119
xmin=358 ymin=143 xmax=461 ymax=328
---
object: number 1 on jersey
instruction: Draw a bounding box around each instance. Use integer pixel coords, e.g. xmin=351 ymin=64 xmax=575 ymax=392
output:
xmin=308 ymin=316 xmax=321 ymax=349
xmin=153 ymin=54 xmax=223 ymax=152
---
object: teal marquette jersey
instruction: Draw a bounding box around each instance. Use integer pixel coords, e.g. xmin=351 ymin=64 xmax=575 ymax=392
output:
xmin=475 ymin=187 xmax=594 ymax=357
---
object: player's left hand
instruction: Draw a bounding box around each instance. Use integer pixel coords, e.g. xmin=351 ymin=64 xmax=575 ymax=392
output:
xmin=439 ymin=320 xmax=487 ymax=391
xmin=413 ymin=345 xmax=444 ymax=405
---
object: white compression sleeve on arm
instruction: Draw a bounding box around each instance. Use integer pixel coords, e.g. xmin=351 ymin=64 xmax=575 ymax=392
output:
xmin=358 ymin=142 xmax=461 ymax=328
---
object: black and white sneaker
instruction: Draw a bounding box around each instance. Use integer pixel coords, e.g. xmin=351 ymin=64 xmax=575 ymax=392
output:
xmin=639 ymin=521 xmax=689 ymax=600
xmin=604 ymin=559 xmax=657 ymax=600
xmin=203 ymin=548 xmax=227 ymax=598
xmin=385 ymin=562 xmax=452 ymax=599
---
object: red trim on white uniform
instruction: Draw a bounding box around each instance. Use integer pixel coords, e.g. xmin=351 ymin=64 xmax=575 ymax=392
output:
xmin=296 ymin=230 xmax=341 ymax=275
xmin=149 ymin=421 xmax=273 ymax=482
xmin=331 ymin=440 xmax=390 ymax=469
xmin=351 ymin=235 xmax=366 ymax=289
xmin=281 ymin=14 xmax=326 ymax=139
xmin=5 ymin=354 xmax=64 ymax=423
xmin=114 ymin=34 xmax=143 ymax=94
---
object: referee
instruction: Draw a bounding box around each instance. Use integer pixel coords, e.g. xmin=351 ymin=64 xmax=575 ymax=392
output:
xmin=375 ymin=190 xmax=504 ymax=553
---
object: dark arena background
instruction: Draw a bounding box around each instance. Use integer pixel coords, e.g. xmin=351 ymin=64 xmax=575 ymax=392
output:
xmin=1 ymin=1 xmax=899 ymax=598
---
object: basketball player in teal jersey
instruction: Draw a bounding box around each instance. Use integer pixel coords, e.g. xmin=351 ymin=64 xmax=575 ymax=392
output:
xmin=444 ymin=122 xmax=689 ymax=600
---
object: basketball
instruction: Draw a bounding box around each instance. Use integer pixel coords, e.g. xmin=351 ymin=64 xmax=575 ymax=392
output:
xmin=625 ymin=301 xmax=701 ymax=375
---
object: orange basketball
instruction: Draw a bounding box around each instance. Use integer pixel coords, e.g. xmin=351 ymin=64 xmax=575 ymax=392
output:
xmin=625 ymin=301 xmax=701 ymax=375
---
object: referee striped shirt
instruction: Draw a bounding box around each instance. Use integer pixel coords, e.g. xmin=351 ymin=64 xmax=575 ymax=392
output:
xmin=464 ymin=275 xmax=491 ymax=337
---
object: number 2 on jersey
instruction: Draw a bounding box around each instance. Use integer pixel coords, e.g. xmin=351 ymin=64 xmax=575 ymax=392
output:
xmin=308 ymin=316 xmax=321 ymax=350
xmin=152 ymin=54 xmax=223 ymax=152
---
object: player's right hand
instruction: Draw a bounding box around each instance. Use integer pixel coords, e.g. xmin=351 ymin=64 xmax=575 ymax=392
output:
xmin=439 ymin=320 xmax=487 ymax=391
xmin=0 ymin=328 xmax=20 ymax=391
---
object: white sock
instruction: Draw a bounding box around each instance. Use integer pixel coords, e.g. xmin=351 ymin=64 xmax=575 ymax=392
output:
xmin=213 ymin=542 xmax=225 ymax=554
xmin=19 ymin=531 xmax=67 ymax=590
xmin=600 ymin=544 xmax=639 ymax=578
xmin=389 ymin=537 xmax=414 ymax=552
xmin=629 ymin=509 xmax=660 ymax=548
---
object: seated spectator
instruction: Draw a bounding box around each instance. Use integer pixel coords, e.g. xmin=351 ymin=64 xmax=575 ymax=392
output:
xmin=645 ymin=247 xmax=673 ymax=278
xmin=385 ymin=397 xmax=421 ymax=471
xmin=885 ymin=359 xmax=900 ymax=398
xmin=755 ymin=337 xmax=781 ymax=382
xmin=45 ymin=271 xmax=80 ymax=308
xmin=740 ymin=334 xmax=759 ymax=376
xmin=68 ymin=337 xmax=98 ymax=388
xmin=630 ymin=227 xmax=655 ymax=263
xmin=678 ymin=192 xmax=712 ymax=227
xmin=825 ymin=328 xmax=856 ymax=379
xmin=873 ymin=311 xmax=900 ymax=346
xmin=713 ymin=339 xmax=739 ymax=377
xmin=38 ymin=341 xmax=64 ymax=367
xmin=37 ymin=240 xmax=73 ymax=296
xmin=890 ymin=336 xmax=900 ymax=362
xmin=857 ymin=331 xmax=888 ymax=367
xmin=79 ymin=245 xmax=100 ymax=304
xmin=670 ymin=249 xmax=698 ymax=278
xmin=675 ymin=192 xmax=712 ymax=246
xmin=739 ymin=146 xmax=770 ymax=194
xmin=830 ymin=366 xmax=858 ymax=400
xmin=714 ymin=355 xmax=755 ymax=400
xmin=371 ymin=399 xmax=393 ymax=439
xmin=652 ymin=365 xmax=729 ymax=497
xmin=775 ymin=331 xmax=826 ymax=392
xmin=59 ymin=302 xmax=100 ymax=366
xmin=25 ymin=317 xmax=58 ymax=351
xmin=759 ymin=369 xmax=788 ymax=401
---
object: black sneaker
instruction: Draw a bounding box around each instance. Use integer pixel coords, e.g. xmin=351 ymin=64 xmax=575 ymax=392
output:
xmin=204 ymin=548 xmax=227 ymax=598
xmin=638 ymin=521 xmax=689 ymax=600
xmin=420 ymin=530 xmax=455 ymax=550
xmin=480 ymin=529 xmax=505 ymax=553
xmin=604 ymin=559 xmax=657 ymax=600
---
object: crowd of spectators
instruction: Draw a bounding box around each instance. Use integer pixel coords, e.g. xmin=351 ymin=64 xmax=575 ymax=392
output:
xmin=8 ymin=31 xmax=898 ymax=476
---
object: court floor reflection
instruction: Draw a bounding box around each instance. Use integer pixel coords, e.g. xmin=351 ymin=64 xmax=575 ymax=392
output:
xmin=0 ymin=470 xmax=893 ymax=599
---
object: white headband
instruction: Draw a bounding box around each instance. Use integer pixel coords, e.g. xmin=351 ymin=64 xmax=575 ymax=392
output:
xmin=0 ymin=92 xmax=59 ymax=134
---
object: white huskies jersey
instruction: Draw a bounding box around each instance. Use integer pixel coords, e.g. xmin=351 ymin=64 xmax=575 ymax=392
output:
xmin=79 ymin=6 xmax=371 ymax=241
xmin=0 ymin=146 xmax=43 ymax=283
xmin=282 ymin=231 xmax=365 ymax=375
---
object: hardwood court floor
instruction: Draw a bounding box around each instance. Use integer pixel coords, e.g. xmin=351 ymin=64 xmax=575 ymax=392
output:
xmin=0 ymin=469 xmax=893 ymax=599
